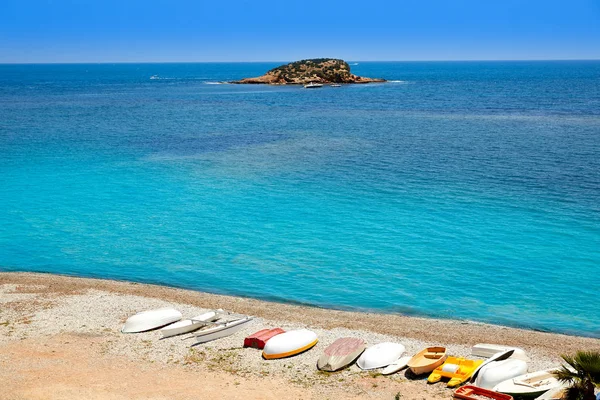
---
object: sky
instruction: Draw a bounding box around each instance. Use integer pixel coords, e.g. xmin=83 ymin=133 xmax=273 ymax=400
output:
xmin=1 ymin=0 xmax=599 ymax=63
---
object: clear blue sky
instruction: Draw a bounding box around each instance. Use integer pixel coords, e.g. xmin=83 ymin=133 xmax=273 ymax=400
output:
xmin=1 ymin=0 xmax=599 ymax=62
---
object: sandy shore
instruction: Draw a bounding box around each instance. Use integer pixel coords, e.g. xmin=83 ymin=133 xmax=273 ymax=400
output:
xmin=2 ymin=272 xmax=599 ymax=400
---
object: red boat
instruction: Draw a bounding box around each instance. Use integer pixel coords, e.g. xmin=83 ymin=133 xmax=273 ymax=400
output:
xmin=244 ymin=328 xmax=285 ymax=349
xmin=454 ymin=385 xmax=513 ymax=400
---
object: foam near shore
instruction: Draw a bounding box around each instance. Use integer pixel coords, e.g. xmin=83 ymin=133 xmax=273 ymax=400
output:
xmin=1 ymin=272 xmax=599 ymax=400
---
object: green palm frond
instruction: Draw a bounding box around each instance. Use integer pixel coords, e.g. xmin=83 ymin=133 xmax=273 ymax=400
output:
xmin=572 ymin=351 xmax=600 ymax=382
xmin=555 ymin=351 xmax=600 ymax=400
xmin=560 ymin=351 xmax=600 ymax=384
xmin=554 ymin=365 xmax=578 ymax=383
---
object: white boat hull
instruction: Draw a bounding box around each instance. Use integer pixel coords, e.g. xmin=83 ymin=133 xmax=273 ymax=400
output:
xmin=317 ymin=337 xmax=365 ymax=371
xmin=357 ymin=342 xmax=406 ymax=370
xmin=122 ymin=307 xmax=182 ymax=333
xmin=195 ymin=317 xmax=253 ymax=344
xmin=160 ymin=310 xmax=221 ymax=338
xmin=263 ymin=329 xmax=318 ymax=359
xmin=474 ymin=358 xmax=528 ymax=389
xmin=494 ymin=369 xmax=561 ymax=397
xmin=472 ymin=343 xmax=529 ymax=361
xmin=535 ymin=384 xmax=568 ymax=399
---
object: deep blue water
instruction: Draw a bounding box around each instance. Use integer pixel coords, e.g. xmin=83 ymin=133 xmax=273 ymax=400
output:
xmin=1 ymin=61 xmax=599 ymax=337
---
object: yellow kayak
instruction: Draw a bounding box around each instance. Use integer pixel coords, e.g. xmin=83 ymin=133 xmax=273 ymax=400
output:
xmin=427 ymin=356 xmax=483 ymax=388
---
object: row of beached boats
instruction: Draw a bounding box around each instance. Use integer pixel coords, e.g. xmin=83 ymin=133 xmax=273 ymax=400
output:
xmin=121 ymin=307 xmax=568 ymax=400
xmin=121 ymin=307 xmax=255 ymax=343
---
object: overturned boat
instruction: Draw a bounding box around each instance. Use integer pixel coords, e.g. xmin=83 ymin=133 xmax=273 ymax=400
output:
xmin=244 ymin=328 xmax=285 ymax=349
xmin=474 ymin=358 xmax=528 ymax=390
xmin=262 ymin=329 xmax=318 ymax=359
xmin=121 ymin=307 xmax=182 ymax=333
xmin=357 ymin=342 xmax=406 ymax=370
xmin=317 ymin=337 xmax=366 ymax=372
xmin=472 ymin=343 xmax=529 ymax=361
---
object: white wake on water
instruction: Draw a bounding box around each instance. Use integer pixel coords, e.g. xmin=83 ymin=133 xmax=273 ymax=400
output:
xmin=150 ymin=76 xmax=222 ymax=82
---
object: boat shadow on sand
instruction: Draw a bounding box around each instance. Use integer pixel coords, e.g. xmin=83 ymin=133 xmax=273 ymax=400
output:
xmin=403 ymin=369 xmax=431 ymax=381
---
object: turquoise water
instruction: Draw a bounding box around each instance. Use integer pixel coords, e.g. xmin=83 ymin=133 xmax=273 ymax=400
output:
xmin=1 ymin=61 xmax=599 ymax=337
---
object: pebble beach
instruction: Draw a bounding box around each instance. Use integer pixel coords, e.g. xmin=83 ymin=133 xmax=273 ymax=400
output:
xmin=2 ymin=272 xmax=599 ymax=400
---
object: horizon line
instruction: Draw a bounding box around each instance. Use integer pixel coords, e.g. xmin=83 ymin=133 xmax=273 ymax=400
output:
xmin=1 ymin=58 xmax=599 ymax=65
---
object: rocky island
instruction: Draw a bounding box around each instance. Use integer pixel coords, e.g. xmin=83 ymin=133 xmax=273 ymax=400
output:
xmin=232 ymin=58 xmax=385 ymax=85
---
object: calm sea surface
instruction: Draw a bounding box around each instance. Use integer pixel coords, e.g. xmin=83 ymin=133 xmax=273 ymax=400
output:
xmin=1 ymin=61 xmax=599 ymax=337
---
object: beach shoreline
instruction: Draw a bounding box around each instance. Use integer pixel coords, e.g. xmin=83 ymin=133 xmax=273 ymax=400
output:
xmin=2 ymin=271 xmax=597 ymax=348
xmin=2 ymin=271 xmax=599 ymax=399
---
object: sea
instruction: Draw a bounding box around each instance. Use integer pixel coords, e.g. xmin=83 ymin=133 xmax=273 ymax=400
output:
xmin=1 ymin=61 xmax=599 ymax=337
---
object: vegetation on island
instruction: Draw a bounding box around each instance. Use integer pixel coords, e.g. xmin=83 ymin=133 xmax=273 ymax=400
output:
xmin=232 ymin=58 xmax=385 ymax=85
xmin=268 ymin=58 xmax=350 ymax=82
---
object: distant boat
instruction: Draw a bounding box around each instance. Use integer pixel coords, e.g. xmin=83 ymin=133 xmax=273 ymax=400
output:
xmin=150 ymin=75 xmax=159 ymax=80
xmin=330 ymin=83 xmax=342 ymax=87
xmin=304 ymin=82 xmax=323 ymax=88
